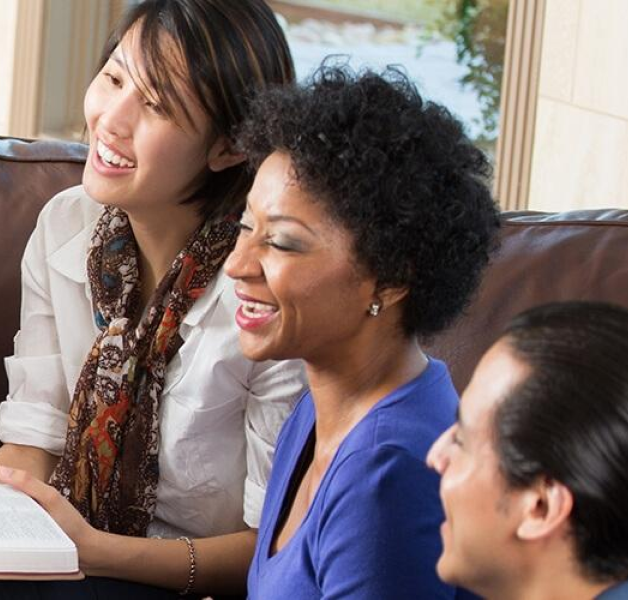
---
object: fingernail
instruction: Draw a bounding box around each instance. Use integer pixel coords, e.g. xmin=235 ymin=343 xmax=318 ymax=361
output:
xmin=0 ymin=466 xmax=14 ymax=479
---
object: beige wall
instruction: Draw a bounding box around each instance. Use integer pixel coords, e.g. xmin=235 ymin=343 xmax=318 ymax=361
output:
xmin=40 ymin=0 xmax=113 ymax=139
xmin=529 ymin=0 xmax=628 ymax=211
xmin=0 ymin=0 xmax=126 ymax=140
xmin=0 ymin=0 xmax=19 ymax=136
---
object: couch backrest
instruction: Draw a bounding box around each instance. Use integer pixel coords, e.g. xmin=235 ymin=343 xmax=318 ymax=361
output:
xmin=0 ymin=137 xmax=87 ymax=402
xmin=1 ymin=136 xmax=627 ymax=403
xmin=425 ymin=209 xmax=628 ymax=391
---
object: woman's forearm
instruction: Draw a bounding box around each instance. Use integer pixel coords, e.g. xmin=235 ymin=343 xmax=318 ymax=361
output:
xmin=0 ymin=443 xmax=58 ymax=481
xmin=85 ymin=527 xmax=257 ymax=595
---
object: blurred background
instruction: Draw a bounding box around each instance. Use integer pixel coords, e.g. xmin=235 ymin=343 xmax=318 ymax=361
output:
xmin=2 ymin=0 xmax=627 ymax=212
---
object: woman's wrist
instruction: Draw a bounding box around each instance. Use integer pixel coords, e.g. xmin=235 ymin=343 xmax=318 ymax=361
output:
xmin=177 ymin=536 xmax=197 ymax=595
xmin=78 ymin=526 xmax=111 ymax=575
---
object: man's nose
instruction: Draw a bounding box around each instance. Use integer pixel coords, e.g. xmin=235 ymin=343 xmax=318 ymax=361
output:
xmin=426 ymin=428 xmax=452 ymax=474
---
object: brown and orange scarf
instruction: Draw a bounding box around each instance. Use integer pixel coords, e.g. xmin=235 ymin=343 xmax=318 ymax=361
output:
xmin=50 ymin=206 xmax=237 ymax=536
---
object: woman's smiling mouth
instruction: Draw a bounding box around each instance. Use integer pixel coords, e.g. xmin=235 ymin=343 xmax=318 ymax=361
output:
xmin=241 ymin=300 xmax=278 ymax=319
xmin=96 ymin=139 xmax=136 ymax=168
xmin=235 ymin=292 xmax=279 ymax=330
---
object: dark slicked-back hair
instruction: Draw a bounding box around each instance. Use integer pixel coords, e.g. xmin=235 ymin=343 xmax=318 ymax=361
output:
xmin=98 ymin=0 xmax=295 ymax=219
xmin=497 ymin=301 xmax=628 ymax=582
xmin=237 ymin=64 xmax=500 ymax=338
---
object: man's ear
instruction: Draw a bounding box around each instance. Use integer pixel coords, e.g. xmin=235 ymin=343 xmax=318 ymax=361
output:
xmin=207 ymin=136 xmax=246 ymax=172
xmin=377 ymin=286 xmax=409 ymax=311
xmin=516 ymin=479 xmax=573 ymax=541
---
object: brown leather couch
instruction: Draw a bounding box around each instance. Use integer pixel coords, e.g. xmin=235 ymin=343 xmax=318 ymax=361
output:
xmin=1 ymin=135 xmax=627 ymax=403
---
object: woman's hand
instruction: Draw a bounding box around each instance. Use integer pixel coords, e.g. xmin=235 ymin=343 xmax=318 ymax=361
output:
xmin=0 ymin=466 xmax=257 ymax=591
xmin=0 ymin=465 xmax=104 ymax=571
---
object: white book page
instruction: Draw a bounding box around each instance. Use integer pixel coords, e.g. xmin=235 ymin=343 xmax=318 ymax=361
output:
xmin=0 ymin=484 xmax=78 ymax=573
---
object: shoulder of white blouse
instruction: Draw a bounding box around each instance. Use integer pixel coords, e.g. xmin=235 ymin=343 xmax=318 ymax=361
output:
xmin=38 ymin=185 xmax=103 ymax=283
xmin=39 ymin=184 xmax=102 ymax=239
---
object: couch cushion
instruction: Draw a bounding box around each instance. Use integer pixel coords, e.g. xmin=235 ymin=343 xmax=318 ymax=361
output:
xmin=426 ymin=209 xmax=628 ymax=392
xmin=0 ymin=137 xmax=87 ymax=402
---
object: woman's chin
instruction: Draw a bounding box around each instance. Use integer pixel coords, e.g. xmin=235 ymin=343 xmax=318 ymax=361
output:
xmin=237 ymin=331 xmax=269 ymax=361
xmin=83 ymin=170 xmax=116 ymax=205
xmin=238 ymin=331 xmax=293 ymax=363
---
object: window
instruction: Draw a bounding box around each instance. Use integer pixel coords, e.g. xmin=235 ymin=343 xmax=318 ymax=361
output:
xmin=271 ymin=0 xmax=510 ymax=157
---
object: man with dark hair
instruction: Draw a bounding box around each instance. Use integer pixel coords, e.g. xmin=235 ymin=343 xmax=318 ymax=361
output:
xmin=427 ymin=301 xmax=628 ymax=599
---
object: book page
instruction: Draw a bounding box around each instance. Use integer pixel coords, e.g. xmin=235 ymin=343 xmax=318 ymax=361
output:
xmin=0 ymin=484 xmax=78 ymax=574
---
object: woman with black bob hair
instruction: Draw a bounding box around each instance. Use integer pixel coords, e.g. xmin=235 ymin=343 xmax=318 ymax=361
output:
xmin=225 ymin=64 xmax=499 ymax=597
xmin=428 ymin=301 xmax=628 ymax=599
xmin=0 ymin=1 xmax=305 ymax=598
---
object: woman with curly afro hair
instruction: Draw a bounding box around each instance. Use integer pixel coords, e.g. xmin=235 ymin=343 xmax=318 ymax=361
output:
xmin=225 ymin=63 xmax=499 ymax=599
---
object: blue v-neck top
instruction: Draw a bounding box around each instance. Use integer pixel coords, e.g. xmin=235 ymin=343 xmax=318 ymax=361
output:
xmin=247 ymin=358 xmax=467 ymax=599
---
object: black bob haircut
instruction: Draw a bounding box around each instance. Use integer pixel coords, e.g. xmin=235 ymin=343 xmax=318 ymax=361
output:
xmin=237 ymin=63 xmax=500 ymax=338
xmin=498 ymin=301 xmax=628 ymax=582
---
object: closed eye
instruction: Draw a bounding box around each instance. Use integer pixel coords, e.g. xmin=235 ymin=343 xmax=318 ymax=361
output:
xmin=452 ymin=430 xmax=463 ymax=447
xmin=143 ymin=97 xmax=164 ymax=115
xmin=266 ymin=239 xmax=295 ymax=252
xmin=237 ymin=221 xmax=302 ymax=252
xmin=103 ymin=72 xmax=121 ymax=87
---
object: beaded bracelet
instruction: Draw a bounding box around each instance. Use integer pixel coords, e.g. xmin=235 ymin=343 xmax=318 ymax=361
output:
xmin=178 ymin=536 xmax=197 ymax=596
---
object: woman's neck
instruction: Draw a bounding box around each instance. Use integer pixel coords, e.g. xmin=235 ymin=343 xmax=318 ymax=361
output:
xmin=127 ymin=206 xmax=204 ymax=307
xmin=306 ymin=334 xmax=428 ymax=458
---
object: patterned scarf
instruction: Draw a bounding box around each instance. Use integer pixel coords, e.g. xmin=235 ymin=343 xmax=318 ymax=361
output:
xmin=50 ymin=206 xmax=238 ymax=536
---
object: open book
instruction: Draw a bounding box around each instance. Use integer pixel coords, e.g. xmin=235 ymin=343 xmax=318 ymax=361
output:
xmin=0 ymin=483 xmax=82 ymax=580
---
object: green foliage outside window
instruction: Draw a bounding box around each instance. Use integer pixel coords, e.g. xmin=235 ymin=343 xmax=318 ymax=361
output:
xmin=426 ymin=0 xmax=509 ymax=147
xmin=286 ymin=0 xmax=509 ymax=149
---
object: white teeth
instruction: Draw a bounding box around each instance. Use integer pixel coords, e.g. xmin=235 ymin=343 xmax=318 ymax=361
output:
xmin=97 ymin=140 xmax=135 ymax=168
xmin=241 ymin=300 xmax=277 ymax=318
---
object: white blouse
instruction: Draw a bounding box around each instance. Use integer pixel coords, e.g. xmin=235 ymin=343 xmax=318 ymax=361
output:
xmin=0 ymin=186 xmax=306 ymax=538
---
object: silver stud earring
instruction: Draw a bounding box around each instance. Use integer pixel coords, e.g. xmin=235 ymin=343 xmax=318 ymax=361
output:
xmin=368 ymin=301 xmax=381 ymax=317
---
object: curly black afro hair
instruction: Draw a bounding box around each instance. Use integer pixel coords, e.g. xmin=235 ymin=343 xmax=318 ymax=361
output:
xmin=237 ymin=63 xmax=500 ymax=338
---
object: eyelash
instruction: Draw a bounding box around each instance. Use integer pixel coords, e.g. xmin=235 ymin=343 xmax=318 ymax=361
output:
xmin=103 ymin=72 xmax=162 ymax=114
xmin=237 ymin=222 xmax=295 ymax=252
xmin=143 ymin=98 xmax=162 ymax=114
xmin=268 ymin=240 xmax=293 ymax=252
xmin=452 ymin=429 xmax=463 ymax=447
xmin=103 ymin=72 xmax=121 ymax=87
